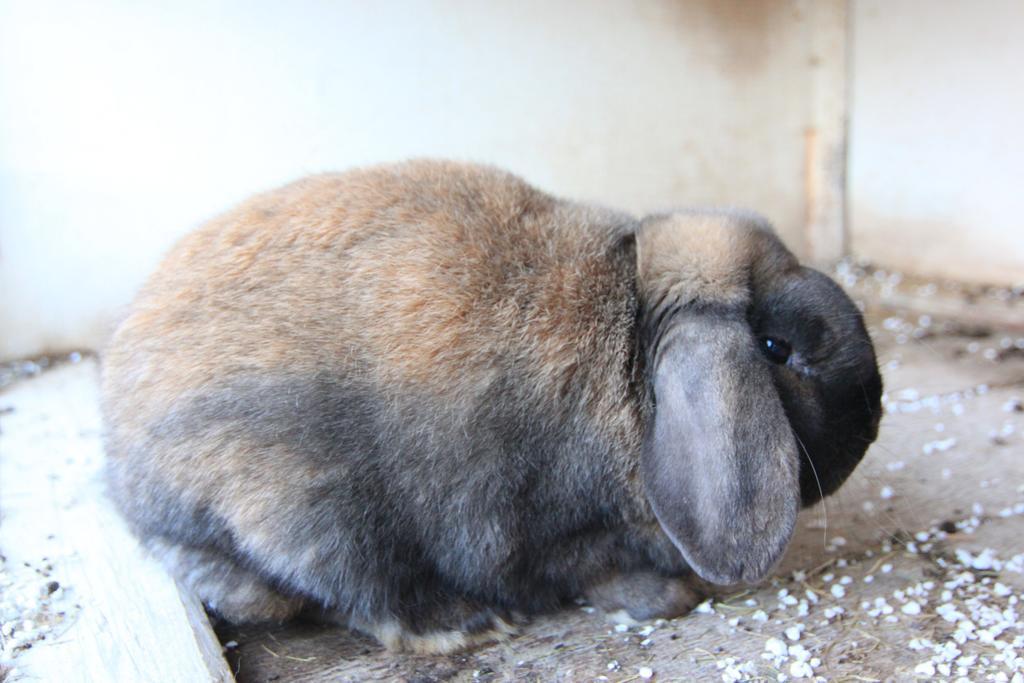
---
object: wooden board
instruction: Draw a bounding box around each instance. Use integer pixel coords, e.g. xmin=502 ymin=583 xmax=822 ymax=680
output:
xmin=0 ymin=360 xmax=233 ymax=682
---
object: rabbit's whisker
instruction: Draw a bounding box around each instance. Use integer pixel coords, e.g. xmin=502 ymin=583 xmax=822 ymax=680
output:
xmin=792 ymin=431 xmax=828 ymax=549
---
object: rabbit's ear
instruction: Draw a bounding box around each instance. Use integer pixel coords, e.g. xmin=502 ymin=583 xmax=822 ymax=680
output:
xmin=642 ymin=313 xmax=800 ymax=585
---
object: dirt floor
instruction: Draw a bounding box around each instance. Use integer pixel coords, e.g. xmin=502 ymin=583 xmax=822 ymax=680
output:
xmin=1 ymin=268 xmax=1023 ymax=682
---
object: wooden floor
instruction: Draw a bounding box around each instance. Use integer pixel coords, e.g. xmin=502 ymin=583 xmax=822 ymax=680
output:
xmin=2 ymin=289 xmax=1024 ymax=682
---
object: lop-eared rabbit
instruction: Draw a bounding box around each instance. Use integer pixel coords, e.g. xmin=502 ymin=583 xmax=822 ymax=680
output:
xmin=103 ymin=160 xmax=882 ymax=653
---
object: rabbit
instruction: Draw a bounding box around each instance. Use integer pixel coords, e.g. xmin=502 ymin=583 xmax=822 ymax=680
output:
xmin=101 ymin=159 xmax=883 ymax=654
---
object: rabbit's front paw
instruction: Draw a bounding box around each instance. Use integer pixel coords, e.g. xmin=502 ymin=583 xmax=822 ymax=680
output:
xmin=585 ymin=571 xmax=709 ymax=623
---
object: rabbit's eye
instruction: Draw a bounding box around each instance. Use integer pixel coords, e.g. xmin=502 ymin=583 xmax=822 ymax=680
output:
xmin=761 ymin=337 xmax=792 ymax=364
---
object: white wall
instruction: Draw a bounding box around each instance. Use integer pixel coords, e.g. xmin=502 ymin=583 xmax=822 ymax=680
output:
xmin=1 ymin=0 xmax=823 ymax=359
xmin=848 ymin=0 xmax=1024 ymax=286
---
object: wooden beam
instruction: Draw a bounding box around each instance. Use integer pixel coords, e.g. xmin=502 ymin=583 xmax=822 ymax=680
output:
xmin=804 ymin=0 xmax=850 ymax=266
xmin=0 ymin=361 xmax=234 ymax=682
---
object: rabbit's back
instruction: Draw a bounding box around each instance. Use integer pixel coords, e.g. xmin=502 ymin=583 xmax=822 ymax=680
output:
xmin=105 ymin=161 xmax=638 ymax=406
